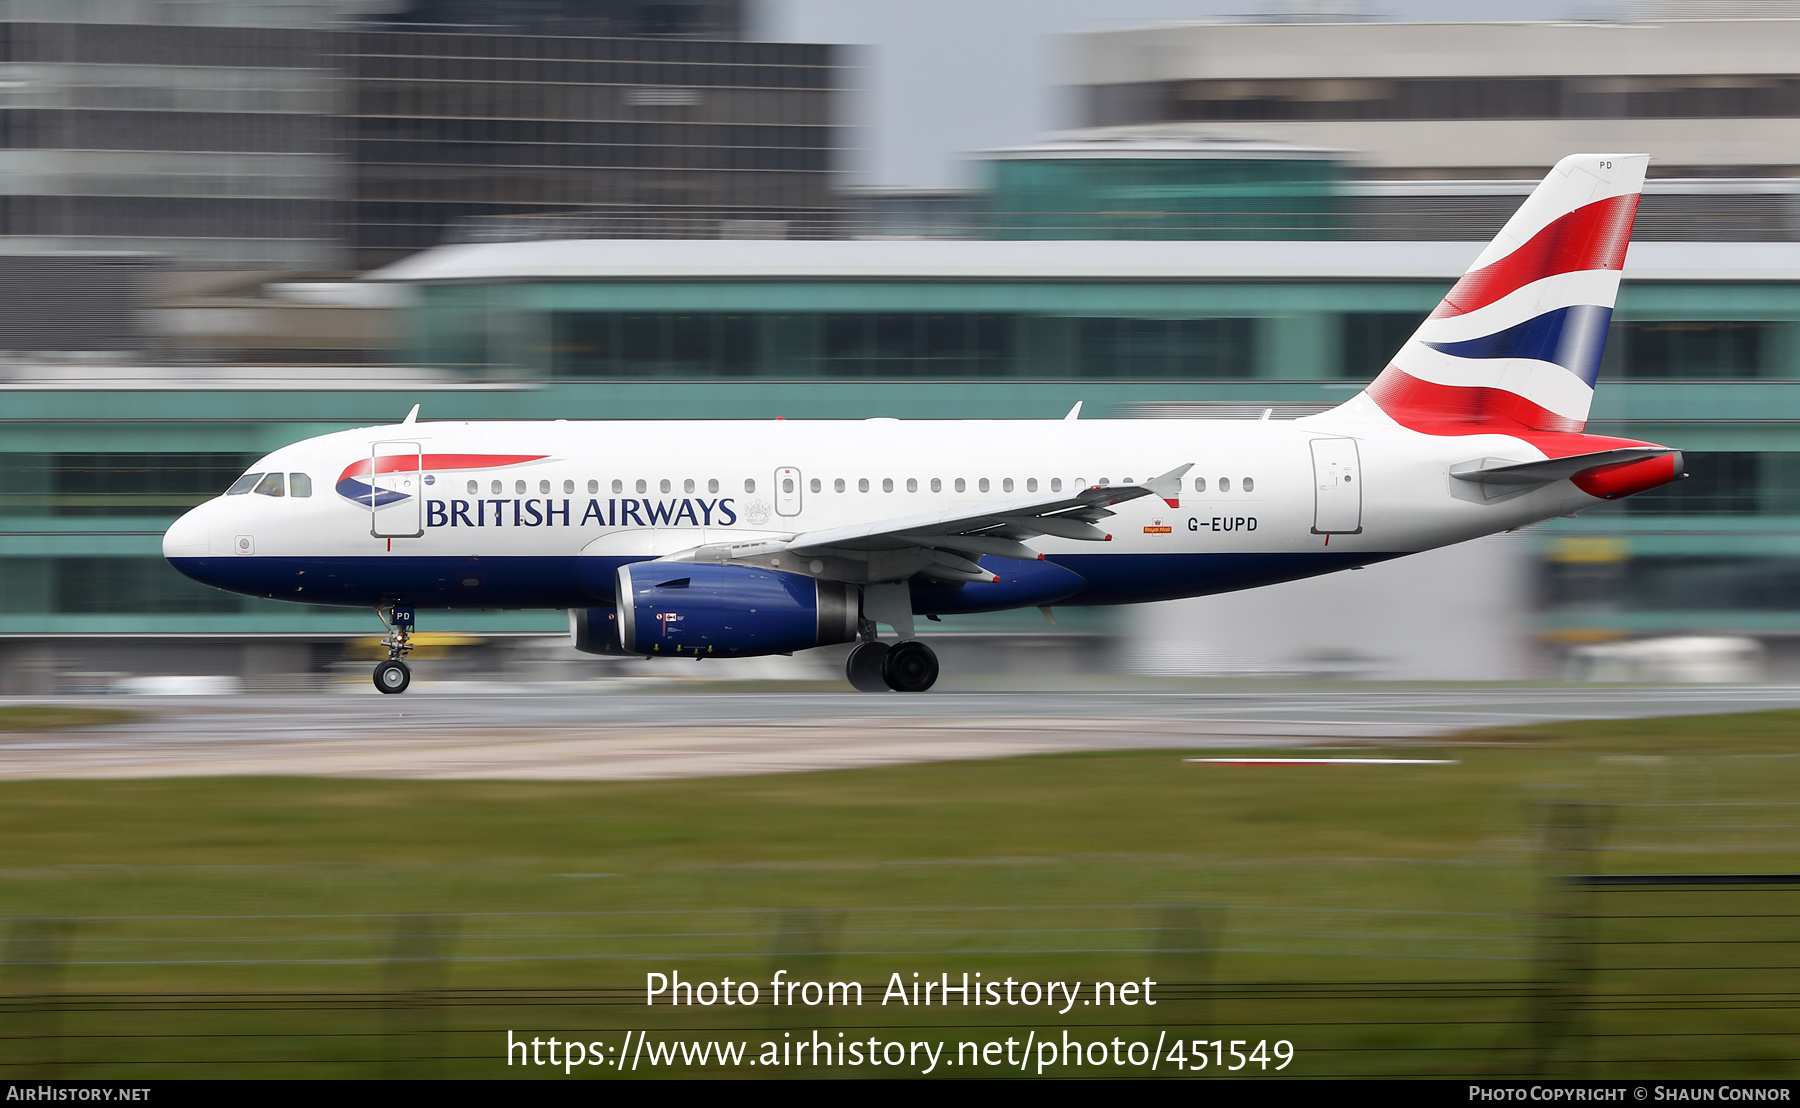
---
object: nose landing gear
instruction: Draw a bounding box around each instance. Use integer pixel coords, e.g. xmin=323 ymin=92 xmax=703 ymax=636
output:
xmin=374 ymin=603 xmax=415 ymax=695
xmin=374 ymin=659 xmax=411 ymax=694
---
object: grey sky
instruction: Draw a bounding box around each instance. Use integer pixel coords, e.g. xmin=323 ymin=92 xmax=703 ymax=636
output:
xmin=749 ymin=0 xmax=1631 ymax=189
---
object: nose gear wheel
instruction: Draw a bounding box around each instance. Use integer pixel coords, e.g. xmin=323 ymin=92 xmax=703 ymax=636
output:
xmin=374 ymin=659 xmax=411 ymax=694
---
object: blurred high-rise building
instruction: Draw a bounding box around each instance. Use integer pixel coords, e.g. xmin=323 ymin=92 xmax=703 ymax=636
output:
xmin=0 ymin=20 xmax=343 ymax=271
xmin=340 ymin=26 xmax=839 ymax=269
xmin=1075 ymin=18 xmax=1800 ymax=178
xmin=0 ymin=1 xmax=841 ymax=358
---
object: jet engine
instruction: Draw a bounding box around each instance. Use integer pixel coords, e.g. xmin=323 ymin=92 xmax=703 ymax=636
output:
xmin=569 ymin=607 xmax=634 ymax=655
xmin=614 ymin=562 xmax=859 ymax=657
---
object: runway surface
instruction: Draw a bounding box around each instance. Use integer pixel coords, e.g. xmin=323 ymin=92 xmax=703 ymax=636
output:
xmin=3 ymin=683 xmax=1799 ymax=781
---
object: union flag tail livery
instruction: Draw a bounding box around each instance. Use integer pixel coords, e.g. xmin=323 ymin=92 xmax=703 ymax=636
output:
xmin=163 ymin=154 xmax=1685 ymax=695
xmin=1348 ymin=153 xmax=1644 ymax=440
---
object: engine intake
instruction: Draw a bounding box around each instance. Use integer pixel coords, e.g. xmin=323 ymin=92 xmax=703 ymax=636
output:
xmin=615 ymin=562 xmax=859 ymax=657
xmin=569 ymin=607 xmax=632 ymax=655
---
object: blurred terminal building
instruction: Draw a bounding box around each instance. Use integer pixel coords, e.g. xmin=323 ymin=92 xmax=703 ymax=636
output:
xmin=4 ymin=7 xmax=1800 ymax=688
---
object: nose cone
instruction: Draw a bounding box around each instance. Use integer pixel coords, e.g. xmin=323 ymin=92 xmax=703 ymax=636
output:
xmin=163 ymin=503 xmax=211 ymax=560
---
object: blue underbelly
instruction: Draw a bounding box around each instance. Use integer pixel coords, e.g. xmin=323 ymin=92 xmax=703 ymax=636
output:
xmin=168 ymin=550 xmax=1406 ymax=612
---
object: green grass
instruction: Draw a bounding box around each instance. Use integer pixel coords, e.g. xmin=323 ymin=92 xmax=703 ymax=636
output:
xmin=1 ymin=709 xmax=1798 ymax=1078
xmin=0 ymin=707 xmax=140 ymax=731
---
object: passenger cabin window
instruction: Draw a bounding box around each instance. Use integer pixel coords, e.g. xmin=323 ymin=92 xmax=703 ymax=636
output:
xmin=858 ymin=478 xmax=869 ymax=493
xmin=882 ymin=478 xmax=893 ymax=492
xmin=253 ymin=472 xmax=285 ymax=497
xmin=1243 ymin=478 xmax=1255 ymax=492
xmin=491 ymin=480 xmax=502 ymax=495
xmin=290 ymin=473 xmax=312 ymax=498
xmin=810 ymin=478 xmax=821 ymax=493
xmin=931 ymin=478 xmax=941 ymax=493
xmin=1219 ymin=478 xmax=1231 ymax=492
xmin=588 ymin=479 xmax=599 ymax=494
xmin=1051 ymin=478 xmax=1062 ymax=492
xmin=834 ymin=478 xmax=846 ymax=493
xmin=660 ymin=479 xmax=671 ymax=493
xmin=467 ymin=479 xmax=479 ymax=495
xmin=979 ymin=478 xmax=990 ymax=492
xmin=954 ymin=478 xmax=966 ymax=493
xmin=1194 ymin=477 xmax=1206 ymax=492
xmin=745 ymin=479 xmax=756 ymax=493
xmin=1003 ymin=478 xmax=1013 ymax=493
xmin=226 ymin=472 xmax=262 ymax=495
xmin=906 ymin=478 xmax=918 ymax=492
xmin=612 ymin=479 xmax=623 ymax=494
xmin=684 ymin=478 xmax=695 ymax=493
xmin=1027 ymin=478 xmax=1037 ymax=493
xmin=563 ymin=479 xmax=574 ymax=494
xmin=636 ymin=480 xmax=647 ymax=494
xmin=708 ymin=479 xmax=719 ymax=493
xmin=515 ymin=480 xmax=526 ymax=494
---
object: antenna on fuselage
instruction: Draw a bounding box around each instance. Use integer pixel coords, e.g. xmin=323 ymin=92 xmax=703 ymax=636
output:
xmin=402 ymin=403 xmax=420 ymax=424
xmin=1064 ymin=401 xmax=1082 ymax=421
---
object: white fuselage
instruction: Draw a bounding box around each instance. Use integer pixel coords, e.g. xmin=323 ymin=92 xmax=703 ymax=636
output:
xmin=163 ymin=414 xmax=1604 ymax=617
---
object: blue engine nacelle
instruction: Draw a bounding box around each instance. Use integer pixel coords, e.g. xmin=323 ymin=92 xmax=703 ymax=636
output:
xmin=614 ymin=562 xmax=860 ymax=657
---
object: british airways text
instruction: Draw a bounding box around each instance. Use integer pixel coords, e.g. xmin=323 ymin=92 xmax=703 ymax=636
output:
xmin=425 ymin=498 xmax=738 ymax=528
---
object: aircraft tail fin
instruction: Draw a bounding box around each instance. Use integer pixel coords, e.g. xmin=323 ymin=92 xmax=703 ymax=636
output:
xmin=1331 ymin=154 xmax=1647 ymax=437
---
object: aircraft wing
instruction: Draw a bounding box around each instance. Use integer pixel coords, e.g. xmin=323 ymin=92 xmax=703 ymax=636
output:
xmin=777 ymin=464 xmax=1193 ymax=582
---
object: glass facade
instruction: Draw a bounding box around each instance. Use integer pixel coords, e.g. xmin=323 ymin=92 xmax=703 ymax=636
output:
xmin=1092 ymin=76 xmax=1800 ymax=128
xmin=987 ymin=156 xmax=1344 ymax=240
xmin=0 ymin=23 xmax=343 ymax=269
xmin=1600 ymin=321 xmax=1790 ymax=379
xmin=0 ymin=452 xmax=258 ymax=517
xmin=0 ymin=20 xmax=842 ymax=272
xmin=341 ymin=31 xmax=843 ymax=268
xmin=542 ymin=312 xmax=1256 ymax=378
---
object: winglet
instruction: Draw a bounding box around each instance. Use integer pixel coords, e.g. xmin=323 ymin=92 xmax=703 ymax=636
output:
xmin=402 ymin=403 xmax=420 ymax=425
xmin=1145 ymin=463 xmax=1194 ymax=508
xmin=1064 ymin=401 xmax=1083 ymax=421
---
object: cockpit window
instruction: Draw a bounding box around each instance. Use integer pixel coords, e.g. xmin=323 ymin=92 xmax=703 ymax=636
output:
xmin=226 ymin=473 xmax=263 ymax=495
xmin=253 ymin=472 xmax=285 ymax=497
xmin=289 ymin=473 xmax=312 ymax=498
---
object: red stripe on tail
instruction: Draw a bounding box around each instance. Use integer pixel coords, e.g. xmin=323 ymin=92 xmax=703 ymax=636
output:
xmin=1429 ymin=194 xmax=1639 ymax=319
xmin=1367 ymin=366 xmax=1651 ymax=458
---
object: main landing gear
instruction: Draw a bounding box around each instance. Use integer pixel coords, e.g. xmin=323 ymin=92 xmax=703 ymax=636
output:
xmin=374 ymin=603 xmax=415 ymax=695
xmin=844 ymin=637 xmax=939 ymax=693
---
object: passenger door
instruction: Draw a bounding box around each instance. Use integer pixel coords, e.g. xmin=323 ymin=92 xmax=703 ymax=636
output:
xmin=1310 ymin=437 xmax=1362 ymax=535
xmin=370 ymin=440 xmax=423 ymax=538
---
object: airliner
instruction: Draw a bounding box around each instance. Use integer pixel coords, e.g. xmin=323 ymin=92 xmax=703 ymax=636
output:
xmin=163 ymin=154 xmax=1680 ymax=694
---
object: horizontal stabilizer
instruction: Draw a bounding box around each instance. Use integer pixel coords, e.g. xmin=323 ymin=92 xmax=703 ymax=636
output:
xmin=1450 ymin=447 xmax=1677 ymax=486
